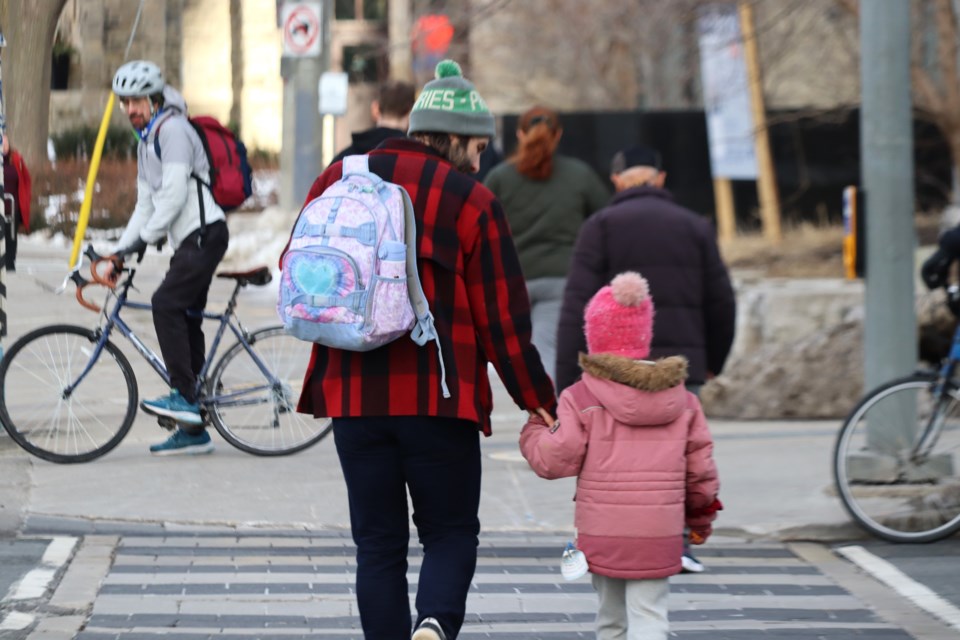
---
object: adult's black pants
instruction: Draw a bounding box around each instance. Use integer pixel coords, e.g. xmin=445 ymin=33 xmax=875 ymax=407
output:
xmin=152 ymin=221 xmax=229 ymax=405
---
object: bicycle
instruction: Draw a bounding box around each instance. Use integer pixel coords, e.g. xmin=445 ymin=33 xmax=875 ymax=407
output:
xmin=833 ymin=285 xmax=960 ymax=543
xmin=0 ymin=245 xmax=331 ymax=463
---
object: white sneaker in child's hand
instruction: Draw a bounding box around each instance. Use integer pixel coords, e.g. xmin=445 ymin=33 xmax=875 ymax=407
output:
xmin=561 ymin=542 xmax=588 ymax=581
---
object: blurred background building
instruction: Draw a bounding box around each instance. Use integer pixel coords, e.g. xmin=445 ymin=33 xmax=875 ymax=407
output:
xmin=44 ymin=0 xmax=952 ymax=224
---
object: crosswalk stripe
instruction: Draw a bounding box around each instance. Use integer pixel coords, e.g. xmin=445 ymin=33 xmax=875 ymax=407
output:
xmin=73 ymin=533 xmax=911 ymax=639
xmin=838 ymin=545 xmax=960 ymax=631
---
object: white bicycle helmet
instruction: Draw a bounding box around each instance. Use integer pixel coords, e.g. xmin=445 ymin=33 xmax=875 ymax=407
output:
xmin=112 ymin=60 xmax=164 ymax=97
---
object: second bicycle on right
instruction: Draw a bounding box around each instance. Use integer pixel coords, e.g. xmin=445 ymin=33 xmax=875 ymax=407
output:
xmin=834 ymin=280 xmax=960 ymax=543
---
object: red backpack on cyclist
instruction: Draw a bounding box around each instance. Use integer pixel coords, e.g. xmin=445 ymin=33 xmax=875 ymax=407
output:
xmin=154 ymin=115 xmax=253 ymax=213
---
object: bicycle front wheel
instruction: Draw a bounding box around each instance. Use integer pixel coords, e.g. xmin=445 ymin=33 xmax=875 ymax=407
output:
xmin=206 ymin=326 xmax=331 ymax=456
xmin=0 ymin=325 xmax=138 ymax=463
xmin=833 ymin=373 xmax=960 ymax=542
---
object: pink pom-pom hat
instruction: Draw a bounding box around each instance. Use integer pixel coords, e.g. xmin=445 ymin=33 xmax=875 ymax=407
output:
xmin=584 ymin=271 xmax=655 ymax=359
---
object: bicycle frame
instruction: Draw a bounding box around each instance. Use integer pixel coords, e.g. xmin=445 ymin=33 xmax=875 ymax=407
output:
xmin=910 ymin=322 xmax=960 ymax=462
xmin=64 ymin=266 xmax=279 ymax=410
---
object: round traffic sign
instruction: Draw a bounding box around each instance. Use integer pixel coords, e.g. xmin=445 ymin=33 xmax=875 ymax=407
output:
xmin=283 ymin=4 xmax=321 ymax=57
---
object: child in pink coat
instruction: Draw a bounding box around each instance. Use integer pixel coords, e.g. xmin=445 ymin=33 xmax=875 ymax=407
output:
xmin=520 ymin=271 xmax=721 ymax=640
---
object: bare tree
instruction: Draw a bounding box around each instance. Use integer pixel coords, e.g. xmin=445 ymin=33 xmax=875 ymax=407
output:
xmin=909 ymin=0 xmax=960 ymax=202
xmin=0 ymin=0 xmax=68 ymax=168
xmin=449 ymin=0 xmax=706 ymax=113
xmin=832 ymin=0 xmax=960 ymax=202
xmin=752 ymin=0 xmax=859 ymax=114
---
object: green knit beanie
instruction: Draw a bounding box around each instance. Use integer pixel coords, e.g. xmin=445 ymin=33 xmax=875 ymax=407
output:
xmin=408 ymin=60 xmax=495 ymax=137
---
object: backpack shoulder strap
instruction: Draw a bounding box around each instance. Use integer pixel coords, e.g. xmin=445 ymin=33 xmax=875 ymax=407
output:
xmin=153 ymin=118 xmax=165 ymax=159
xmin=401 ymin=188 xmax=450 ymax=398
xmin=342 ymin=154 xmax=368 ymax=175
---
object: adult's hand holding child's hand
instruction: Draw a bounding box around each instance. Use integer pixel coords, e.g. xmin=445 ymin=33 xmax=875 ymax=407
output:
xmin=525 ymin=408 xmax=554 ymax=428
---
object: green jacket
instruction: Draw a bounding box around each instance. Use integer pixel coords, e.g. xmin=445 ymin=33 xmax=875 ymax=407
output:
xmin=484 ymin=155 xmax=610 ymax=280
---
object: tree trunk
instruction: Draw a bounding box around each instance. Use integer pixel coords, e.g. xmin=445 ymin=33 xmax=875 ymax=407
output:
xmin=2 ymin=0 xmax=68 ymax=168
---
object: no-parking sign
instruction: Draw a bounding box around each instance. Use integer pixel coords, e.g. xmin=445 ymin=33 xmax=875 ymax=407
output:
xmin=281 ymin=1 xmax=322 ymax=58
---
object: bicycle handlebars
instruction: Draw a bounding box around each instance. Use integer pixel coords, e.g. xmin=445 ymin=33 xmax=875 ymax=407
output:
xmin=73 ymin=244 xmax=145 ymax=313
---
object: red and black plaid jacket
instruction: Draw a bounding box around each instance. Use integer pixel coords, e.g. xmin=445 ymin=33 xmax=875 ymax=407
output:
xmin=281 ymin=139 xmax=556 ymax=434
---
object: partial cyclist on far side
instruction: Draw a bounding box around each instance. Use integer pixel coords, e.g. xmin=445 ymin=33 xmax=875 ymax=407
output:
xmin=107 ymin=60 xmax=230 ymax=456
xmin=832 ymin=221 xmax=960 ymax=544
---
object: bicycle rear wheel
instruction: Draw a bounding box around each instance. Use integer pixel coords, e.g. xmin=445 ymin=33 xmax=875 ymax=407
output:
xmin=206 ymin=326 xmax=331 ymax=456
xmin=833 ymin=373 xmax=960 ymax=542
xmin=0 ymin=325 xmax=138 ymax=463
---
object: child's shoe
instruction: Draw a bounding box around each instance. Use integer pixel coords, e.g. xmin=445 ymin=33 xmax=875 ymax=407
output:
xmin=561 ymin=541 xmax=588 ymax=581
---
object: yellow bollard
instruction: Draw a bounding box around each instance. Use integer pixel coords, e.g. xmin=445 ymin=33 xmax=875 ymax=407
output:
xmin=69 ymin=92 xmax=116 ymax=271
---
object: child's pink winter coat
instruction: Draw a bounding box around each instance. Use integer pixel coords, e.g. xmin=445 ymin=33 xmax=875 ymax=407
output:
xmin=520 ymin=354 xmax=720 ymax=579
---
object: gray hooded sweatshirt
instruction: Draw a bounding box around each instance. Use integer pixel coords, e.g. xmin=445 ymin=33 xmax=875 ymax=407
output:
xmin=117 ymin=85 xmax=225 ymax=251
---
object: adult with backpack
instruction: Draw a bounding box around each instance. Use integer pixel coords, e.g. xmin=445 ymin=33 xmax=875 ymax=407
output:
xmin=280 ymin=60 xmax=556 ymax=640
xmin=106 ymin=60 xmax=230 ymax=455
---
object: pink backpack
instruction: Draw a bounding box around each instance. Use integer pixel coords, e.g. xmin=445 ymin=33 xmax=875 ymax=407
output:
xmin=278 ymin=155 xmax=449 ymax=396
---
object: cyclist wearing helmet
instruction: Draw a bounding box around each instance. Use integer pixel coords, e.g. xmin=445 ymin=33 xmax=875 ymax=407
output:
xmin=109 ymin=60 xmax=230 ymax=456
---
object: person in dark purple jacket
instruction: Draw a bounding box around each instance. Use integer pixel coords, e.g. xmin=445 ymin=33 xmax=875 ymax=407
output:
xmin=556 ymin=145 xmax=736 ymax=393
xmin=555 ymin=144 xmax=735 ymax=575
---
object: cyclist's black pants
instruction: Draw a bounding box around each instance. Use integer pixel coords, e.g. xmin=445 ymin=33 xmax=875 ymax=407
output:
xmin=152 ymin=221 xmax=229 ymax=408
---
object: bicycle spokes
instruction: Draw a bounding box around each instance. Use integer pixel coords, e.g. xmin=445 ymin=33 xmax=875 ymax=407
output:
xmin=835 ymin=376 xmax=960 ymax=542
xmin=205 ymin=327 xmax=331 ymax=456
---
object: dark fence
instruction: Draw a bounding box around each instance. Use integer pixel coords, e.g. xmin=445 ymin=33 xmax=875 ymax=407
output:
xmin=497 ymin=109 xmax=951 ymax=229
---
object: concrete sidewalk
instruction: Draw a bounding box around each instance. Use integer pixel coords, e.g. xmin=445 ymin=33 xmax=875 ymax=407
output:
xmin=0 ymin=238 xmax=859 ymax=541
xmin=0 ymin=387 xmax=858 ymax=542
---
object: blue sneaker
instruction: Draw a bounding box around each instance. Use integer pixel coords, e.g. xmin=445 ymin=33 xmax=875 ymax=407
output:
xmin=141 ymin=390 xmax=203 ymax=425
xmin=149 ymin=428 xmax=214 ymax=456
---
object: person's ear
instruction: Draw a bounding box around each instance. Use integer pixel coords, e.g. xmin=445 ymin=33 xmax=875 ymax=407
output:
xmin=516 ymin=128 xmax=528 ymax=144
xmin=370 ymin=100 xmax=381 ymax=122
xmin=655 ymin=171 xmax=667 ymax=188
xmin=610 ymin=173 xmax=623 ymax=192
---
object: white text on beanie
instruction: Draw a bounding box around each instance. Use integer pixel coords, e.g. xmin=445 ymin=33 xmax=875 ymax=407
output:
xmin=408 ymin=60 xmax=495 ymax=137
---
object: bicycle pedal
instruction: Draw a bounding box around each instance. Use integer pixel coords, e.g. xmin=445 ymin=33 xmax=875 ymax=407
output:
xmin=157 ymin=416 xmax=178 ymax=431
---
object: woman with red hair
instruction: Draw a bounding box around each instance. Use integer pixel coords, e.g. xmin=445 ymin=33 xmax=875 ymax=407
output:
xmin=484 ymin=106 xmax=609 ymax=382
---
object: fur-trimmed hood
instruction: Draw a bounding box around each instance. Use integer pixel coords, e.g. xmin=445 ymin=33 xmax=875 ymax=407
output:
xmin=578 ymin=354 xmax=690 ymax=427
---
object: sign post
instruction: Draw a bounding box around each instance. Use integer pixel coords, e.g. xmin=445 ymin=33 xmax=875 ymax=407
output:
xmin=697 ymin=3 xmax=781 ymax=244
xmin=279 ymin=1 xmax=325 ymax=212
xmin=319 ymin=71 xmax=348 ymax=167
xmin=697 ymin=5 xmax=757 ymax=243
xmin=739 ymin=0 xmax=781 ymax=245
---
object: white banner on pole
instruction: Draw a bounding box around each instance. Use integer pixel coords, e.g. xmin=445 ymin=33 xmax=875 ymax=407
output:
xmin=698 ymin=5 xmax=758 ymax=180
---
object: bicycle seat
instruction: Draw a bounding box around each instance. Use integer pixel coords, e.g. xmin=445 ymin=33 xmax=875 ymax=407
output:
xmin=216 ymin=266 xmax=272 ymax=287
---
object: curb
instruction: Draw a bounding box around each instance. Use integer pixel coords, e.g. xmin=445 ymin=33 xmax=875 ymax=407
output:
xmin=19 ymin=513 xmax=874 ymax=545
